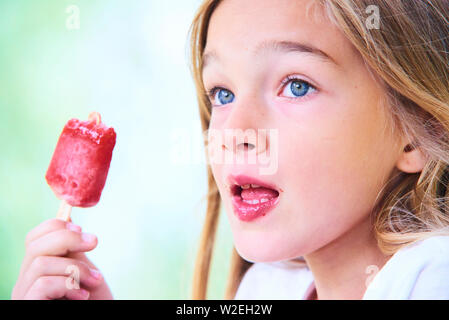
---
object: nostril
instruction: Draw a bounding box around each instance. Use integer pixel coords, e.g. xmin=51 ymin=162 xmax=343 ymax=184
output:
xmin=245 ymin=143 xmax=255 ymax=150
xmin=237 ymin=143 xmax=255 ymax=151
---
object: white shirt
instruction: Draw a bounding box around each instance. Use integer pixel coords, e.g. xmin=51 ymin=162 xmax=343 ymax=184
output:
xmin=234 ymin=235 xmax=449 ymax=299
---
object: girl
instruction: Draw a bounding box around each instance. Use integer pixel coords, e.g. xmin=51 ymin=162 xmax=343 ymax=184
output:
xmin=12 ymin=0 xmax=449 ymax=300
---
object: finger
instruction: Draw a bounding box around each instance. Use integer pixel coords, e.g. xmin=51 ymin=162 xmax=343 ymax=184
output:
xmin=25 ymin=219 xmax=82 ymax=247
xmin=67 ymin=252 xmax=97 ymax=270
xmin=17 ymin=256 xmax=103 ymax=297
xmin=23 ymin=229 xmax=97 ymax=272
xmin=23 ymin=276 xmax=90 ymax=300
xmin=19 ymin=219 xmax=82 ymax=280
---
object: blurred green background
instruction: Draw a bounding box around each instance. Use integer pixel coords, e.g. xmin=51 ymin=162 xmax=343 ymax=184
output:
xmin=0 ymin=0 xmax=234 ymax=299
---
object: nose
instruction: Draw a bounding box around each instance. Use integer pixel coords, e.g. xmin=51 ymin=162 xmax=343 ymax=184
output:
xmin=222 ymin=129 xmax=268 ymax=155
xmin=221 ymin=95 xmax=269 ymax=157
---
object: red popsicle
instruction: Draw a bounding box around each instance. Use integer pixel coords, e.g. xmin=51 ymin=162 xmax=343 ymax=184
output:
xmin=45 ymin=112 xmax=116 ymax=220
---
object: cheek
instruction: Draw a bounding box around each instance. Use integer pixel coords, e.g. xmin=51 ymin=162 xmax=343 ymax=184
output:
xmin=278 ymin=98 xmax=396 ymax=235
xmin=207 ymin=114 xmax=232 ymax=208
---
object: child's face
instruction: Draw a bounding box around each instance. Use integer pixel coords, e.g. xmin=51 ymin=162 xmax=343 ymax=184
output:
xmin=203 ymin=0 xmax=403 ymax=262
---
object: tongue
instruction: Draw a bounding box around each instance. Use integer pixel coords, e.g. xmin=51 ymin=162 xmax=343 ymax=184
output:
xmin=241 ymin=187 xmax=279 ymax=201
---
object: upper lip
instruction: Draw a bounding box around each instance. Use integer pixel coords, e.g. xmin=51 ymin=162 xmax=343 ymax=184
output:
xmin=227 ymin=174 xmax=280 ymax=195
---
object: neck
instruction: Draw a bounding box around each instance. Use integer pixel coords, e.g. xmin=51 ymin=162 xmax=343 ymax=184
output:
xmin=303 ymin=216 xmax=391 ymax=300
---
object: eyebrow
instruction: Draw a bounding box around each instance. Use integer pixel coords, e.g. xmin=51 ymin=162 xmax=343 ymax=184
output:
xmin=202 ymin=40 xmax=337 ymax=69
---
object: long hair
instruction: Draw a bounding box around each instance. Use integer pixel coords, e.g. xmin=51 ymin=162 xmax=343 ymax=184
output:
xmin=188 ymin=0 xmax=449 ymax=299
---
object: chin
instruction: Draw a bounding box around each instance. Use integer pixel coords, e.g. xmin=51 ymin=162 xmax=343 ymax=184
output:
xmin=232 ymin=231 xmax=309 ymax=263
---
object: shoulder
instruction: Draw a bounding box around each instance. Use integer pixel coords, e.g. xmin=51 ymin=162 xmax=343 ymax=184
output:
xmin=364 ymin=235 xmax=449 ymax=299
xmin=406 ymin=235 xmax=449 ymax=299
xmin=234 ymin=260 xmax=313 ymax=300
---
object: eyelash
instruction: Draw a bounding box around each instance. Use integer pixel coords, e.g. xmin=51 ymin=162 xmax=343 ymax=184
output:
xmin=279 ymin=75 xmax=317 ymax=100
xmin=206 ymin=87 xmax=221 ymax=100
xmin=205 ymin=74 xmax=317 ymax=102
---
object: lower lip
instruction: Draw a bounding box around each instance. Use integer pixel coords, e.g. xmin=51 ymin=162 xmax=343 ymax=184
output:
xmin=231 ymin=193 xmax=280 ymax=222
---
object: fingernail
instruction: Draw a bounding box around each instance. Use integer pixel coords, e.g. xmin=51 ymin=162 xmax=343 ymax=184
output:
xmin=90 ymin=268 xmax=102 ymax=280
xmin=66 ymin=223 xmax=82 ymax=233
xmin=81 ymin=233 xmax=96 ymax=243
xmin=79 ymin=288 xmax=90 ymax=299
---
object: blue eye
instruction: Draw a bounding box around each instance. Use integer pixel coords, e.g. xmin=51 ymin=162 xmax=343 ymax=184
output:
xmin=210 ymin=88 xmax=235 ymax=106
xmin=281 ymin=78 xmax=316 ymax=98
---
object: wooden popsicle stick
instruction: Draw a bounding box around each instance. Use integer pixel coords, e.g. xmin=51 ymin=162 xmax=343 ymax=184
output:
xmin=56 ymin=199 xmax=72 ymax=221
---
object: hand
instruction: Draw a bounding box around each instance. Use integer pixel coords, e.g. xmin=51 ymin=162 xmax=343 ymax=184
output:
xmin=11 ymin=218 xmax=113 ymax=300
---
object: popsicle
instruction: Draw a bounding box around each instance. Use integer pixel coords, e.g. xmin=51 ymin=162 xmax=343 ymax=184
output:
xmin=45 ymin=112 xmax=116 ymax=221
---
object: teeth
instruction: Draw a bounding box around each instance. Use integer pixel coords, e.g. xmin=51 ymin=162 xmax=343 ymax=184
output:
xmin=243 ymin=198 xmax=269 ymax=204
xmin=243 ymin=199 xmax=260 ymax=204
xmin=242 ymin=198 xmax=270 ymax=205
xmin=240 ymin=184 xmax=261 ymax=189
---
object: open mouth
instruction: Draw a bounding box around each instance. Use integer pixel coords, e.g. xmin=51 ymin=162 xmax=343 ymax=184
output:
xmin=228 ymin=175 xmax=281 ymax=221
xmin=231 ymin=183 xmax=280 ymax=204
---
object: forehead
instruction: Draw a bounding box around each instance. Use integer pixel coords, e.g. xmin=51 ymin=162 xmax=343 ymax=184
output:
xmin=204 ymin=0 xmax=360 ymax=67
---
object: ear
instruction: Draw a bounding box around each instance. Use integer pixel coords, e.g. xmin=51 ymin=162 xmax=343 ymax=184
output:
xmin=396 ymin=143 xmax=428 ymax=173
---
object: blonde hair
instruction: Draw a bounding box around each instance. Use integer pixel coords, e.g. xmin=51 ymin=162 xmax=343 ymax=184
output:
xmin=188 ymin=0 xmax=449 ymax=299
